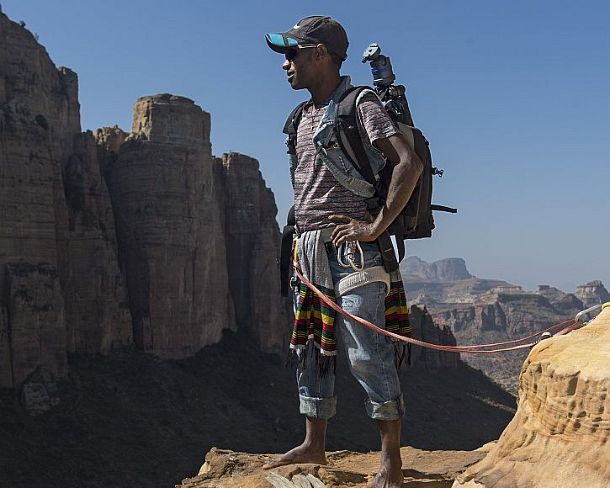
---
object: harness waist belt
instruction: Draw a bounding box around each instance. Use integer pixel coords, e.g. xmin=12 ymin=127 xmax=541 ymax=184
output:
xmin=335 ymin=265 xmax=390 ymax=297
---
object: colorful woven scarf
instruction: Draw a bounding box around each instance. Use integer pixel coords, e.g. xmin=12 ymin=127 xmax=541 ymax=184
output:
xmin=289 ymin=274 xmax=412 ymax=375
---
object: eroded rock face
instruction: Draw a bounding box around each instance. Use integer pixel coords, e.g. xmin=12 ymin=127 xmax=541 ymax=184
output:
xmin=433 ymin=292 xmax=583 ymax=393
xmin=62 ymin=131 xmax=132 ymax=354
xmin=221 ymin=152 xmax=289 ymax=354
xmin=0 ymin=13 xmax=290 ymax=387
xmin=452 ymin=306 xmax=610 ymax=488
xmin=575 ymin=280 xmax=610 ymax=308
xmin=105 ymin=94 xmax=234 ymax=357
xmin=0 ymin=12 xmax=132 ymax=386
xmin=1 ymin=261 xmax=67 ymax=387
xmin=409 ymin=305 xmax=459 ymax=369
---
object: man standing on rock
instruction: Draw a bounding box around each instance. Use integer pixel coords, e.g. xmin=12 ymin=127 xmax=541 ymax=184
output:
xmin=264 ymin=16 xmax=423 ymax=488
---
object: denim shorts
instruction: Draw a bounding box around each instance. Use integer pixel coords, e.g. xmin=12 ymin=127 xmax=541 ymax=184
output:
xmin=295 ymin=242 xmax=404 ymax=421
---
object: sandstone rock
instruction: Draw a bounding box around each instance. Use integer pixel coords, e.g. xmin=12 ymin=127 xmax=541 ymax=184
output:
xmin=130 ymin=93 xmax=211 ymax=149
xmin=2 ymin=261 xmax=67 ymax=387
xmin=575 ymin=280 xmax=610 ymax=308
xmin=179 ymin=446 xmax=486 ymax=488
xmin=61 ymin=131 xmax=132 ymax=354
xmin=105 ymin=94 xmax=234 ymax=358
xmin=452 ymin=306 xmax=610 ymax=488
xmin=409 ymin=305 xmax=459 ymax=369
xmin=1 ymin=8 xmax=291 ymax=385
xmin=0 ymin=13 xmax=135 ymax=386
xmin=220 ymin=152 xmax=290 ymax=354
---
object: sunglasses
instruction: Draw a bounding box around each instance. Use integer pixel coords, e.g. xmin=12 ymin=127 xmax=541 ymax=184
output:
xmin=285 ymin=45 xmax=318 ymax=62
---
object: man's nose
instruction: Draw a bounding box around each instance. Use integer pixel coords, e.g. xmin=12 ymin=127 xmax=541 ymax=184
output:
xmin=282 ymin=59 xmax=290 ymax=70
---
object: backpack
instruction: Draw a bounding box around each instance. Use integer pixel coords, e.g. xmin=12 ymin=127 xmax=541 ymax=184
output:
xmin=281 ymin=86 xmax=457 ymax=280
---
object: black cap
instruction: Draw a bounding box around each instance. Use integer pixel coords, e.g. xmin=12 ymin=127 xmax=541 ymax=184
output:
xmin=265 ymin=16 xmax=348 ymax=61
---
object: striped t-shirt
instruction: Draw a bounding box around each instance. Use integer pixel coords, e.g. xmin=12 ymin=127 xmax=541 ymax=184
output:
xmin=293 ymin=92 xmax=398 ymax=232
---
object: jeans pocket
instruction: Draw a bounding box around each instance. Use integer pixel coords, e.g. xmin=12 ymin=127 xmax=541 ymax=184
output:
xmin=361 ymin=243 xmax=383 ymax=268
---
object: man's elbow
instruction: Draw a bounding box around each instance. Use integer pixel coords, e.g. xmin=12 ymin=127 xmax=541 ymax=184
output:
xmin=400 ymin=152 xmax=424 ymax=179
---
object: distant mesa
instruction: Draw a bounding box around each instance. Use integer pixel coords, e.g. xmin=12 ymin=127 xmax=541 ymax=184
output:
xmin=401 ymin=256 xmax=473 ymax=282
xmin=575 ymin=280 xmax=610 ymax=308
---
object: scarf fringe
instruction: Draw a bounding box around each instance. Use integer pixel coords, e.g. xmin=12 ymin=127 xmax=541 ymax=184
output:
xmin=394 ymin=343 xmax=413 ymax=369
xmin=286 ymin=341 xmax=337 ymax=377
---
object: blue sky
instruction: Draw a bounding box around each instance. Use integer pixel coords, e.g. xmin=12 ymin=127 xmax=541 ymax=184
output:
xmin=2 ymin=0 xmax=608 ymax=292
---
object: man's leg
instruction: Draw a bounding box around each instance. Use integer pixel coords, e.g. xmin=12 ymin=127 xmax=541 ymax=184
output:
xmin=372 ymin=419 xmax=403 ymax=488
xmin=263 ymin=356 xmax=335 ymax=469
xmin=336 ymin=278 xmax=404 ymax=488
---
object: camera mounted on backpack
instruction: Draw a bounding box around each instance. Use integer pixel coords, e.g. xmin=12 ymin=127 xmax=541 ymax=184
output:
xmin=362 ymin=43 xmax=414 ymax=126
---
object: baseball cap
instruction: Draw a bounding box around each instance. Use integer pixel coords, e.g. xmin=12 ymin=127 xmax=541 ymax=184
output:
xmin=265 ymin=16 xmax=349 ymax=61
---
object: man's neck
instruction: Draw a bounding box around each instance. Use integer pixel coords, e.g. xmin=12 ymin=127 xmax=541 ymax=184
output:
xmin=308 ymin=74 xmax=342 ymax=107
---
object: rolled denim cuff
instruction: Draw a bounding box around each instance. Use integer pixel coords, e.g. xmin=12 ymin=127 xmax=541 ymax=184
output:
xmin=299 ymin=394 xmax=337 ymax=420
xmin=365 ymin=395 xmax=404 ymax=420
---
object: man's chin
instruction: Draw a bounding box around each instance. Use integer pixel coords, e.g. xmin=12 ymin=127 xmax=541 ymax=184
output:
xmin=288 ymin=78 xmax=305 ymax=90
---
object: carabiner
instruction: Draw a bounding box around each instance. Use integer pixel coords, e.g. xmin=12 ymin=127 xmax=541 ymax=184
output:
xmin=575 ymin=303 xmax=604 ymax=324
xmin=337 ymin=240 xmax=365 ymax=271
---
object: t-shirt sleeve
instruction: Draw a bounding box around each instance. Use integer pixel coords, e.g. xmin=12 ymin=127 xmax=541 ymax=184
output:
xmin=356 ymin=91 xmax=399 ymax=147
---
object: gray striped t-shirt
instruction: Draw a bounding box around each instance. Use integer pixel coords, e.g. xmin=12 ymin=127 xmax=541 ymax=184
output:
xmin=294 ymin=92 xmax=398 ymax=232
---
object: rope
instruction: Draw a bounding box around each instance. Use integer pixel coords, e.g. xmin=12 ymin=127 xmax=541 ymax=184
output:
xmin=426 ymin=317 xmax=576 ymax=348
xmin=293 ymin=266 xmax=578 ymax=355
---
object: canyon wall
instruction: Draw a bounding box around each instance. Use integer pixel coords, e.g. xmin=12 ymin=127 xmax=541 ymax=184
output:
xmin=402 ymin=257 xmax=605 ymax=393
xmin=0 ymin=13 xmax=289 ymax=389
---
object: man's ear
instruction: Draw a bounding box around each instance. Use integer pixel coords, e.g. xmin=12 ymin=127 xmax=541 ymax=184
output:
xmin=315 ymin=44 xmax=329 ymax=61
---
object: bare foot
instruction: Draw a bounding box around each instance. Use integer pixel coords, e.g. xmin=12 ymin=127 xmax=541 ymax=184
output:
xmin=262 ymin=443 xmax=327 ymax=470
xmin=367 ymin=455 xmax=403 ymax=487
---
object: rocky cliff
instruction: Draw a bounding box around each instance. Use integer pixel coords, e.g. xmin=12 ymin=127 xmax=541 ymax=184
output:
xmin=0 ymin=11 xmax=132 ymax=388
xmin=575 ymin=280 xmax=610 ymax=307
xmin=403 ymin=258 xmax=605 ymax=393
xmin=0 ymin=12 xmax=289 ymax=390
xmin=104 ymin=94 xmax=234 ymax=358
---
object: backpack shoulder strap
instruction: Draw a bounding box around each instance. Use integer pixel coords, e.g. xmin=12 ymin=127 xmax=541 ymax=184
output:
xmin=335 ymin=86 xmax=376 ymax=185
xmin=283 ymin=101 xmax=307 ymax=155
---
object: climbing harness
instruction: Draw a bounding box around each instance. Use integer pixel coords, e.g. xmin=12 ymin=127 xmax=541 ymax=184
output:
xmin=337 ymin=240 xmax=365 ymax=271
xmin=293 ymin=263 xmax=603 ymax=355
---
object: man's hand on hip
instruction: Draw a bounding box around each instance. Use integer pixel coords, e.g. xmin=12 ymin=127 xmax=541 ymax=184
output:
xmin=328 ymin=215 xmax=378 ymax=247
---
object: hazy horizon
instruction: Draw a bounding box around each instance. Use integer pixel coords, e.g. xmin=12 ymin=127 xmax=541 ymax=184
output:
xmin=2 ymin=0 xmax=608 ymax=292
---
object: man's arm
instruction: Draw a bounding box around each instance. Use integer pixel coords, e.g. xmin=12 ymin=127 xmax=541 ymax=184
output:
xmin=329 ymin=132 xmax=423 ymax=247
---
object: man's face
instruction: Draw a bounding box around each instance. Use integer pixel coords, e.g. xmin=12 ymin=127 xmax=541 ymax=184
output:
xmin=282 ymin=45 xmax=319 ymax=90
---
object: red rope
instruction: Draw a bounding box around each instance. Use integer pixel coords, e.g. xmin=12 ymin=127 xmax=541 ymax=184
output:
xmin=294 ymin=266 xmax=577 ymax=355
xmin=427 ymin=317 xmax=576 ymax=348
